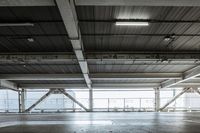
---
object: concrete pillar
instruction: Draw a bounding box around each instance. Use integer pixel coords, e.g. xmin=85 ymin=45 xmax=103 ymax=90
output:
xmin=89 ymin=88 xmax=93 ymax=112
xmin=154 ymin=88 xmax=160 ymax=112
xmin=173 ymin=89 xmax=176 ymax=111
xmin=18 ymin=88 xmax=26 ymax=113
xmin=21 ymin=89 xmax=26 ymax=112
xmin=18 ymin=89 xmax=21 ymax=113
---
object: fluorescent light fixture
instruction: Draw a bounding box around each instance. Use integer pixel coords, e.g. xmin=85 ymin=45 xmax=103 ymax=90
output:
xmin=115 ymin=22 xmax=149 ymax=26
xmin=164 ymin=36 xmax=171 ymax=41
xmin=164 ymin=34 xmax=175 ymax=41
xmin=27 ymin=38 xmax=34 ymax=42
xmin=0 ymin=23 xmax=34 ymax=27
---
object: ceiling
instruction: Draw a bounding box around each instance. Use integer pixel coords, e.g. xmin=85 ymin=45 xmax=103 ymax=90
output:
xmin=77 ymin=6 xmax=200 ymax=52
xmin=0 ymin=0 xmax=200 ymax=90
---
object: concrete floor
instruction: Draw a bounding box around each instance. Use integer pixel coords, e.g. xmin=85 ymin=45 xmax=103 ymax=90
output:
xmin=0 ymin=112 xmax=200 ymax=133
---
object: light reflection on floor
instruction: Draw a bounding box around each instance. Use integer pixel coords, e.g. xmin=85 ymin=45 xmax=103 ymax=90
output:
xmin=0 ymin=112 xmax=200 ymax=133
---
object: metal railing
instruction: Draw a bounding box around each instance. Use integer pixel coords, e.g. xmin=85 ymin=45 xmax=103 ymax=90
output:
xmin=1 ymin=97 xmax=200 ymax=112
xmin=93 ymin=98 xmax=154 ymax=112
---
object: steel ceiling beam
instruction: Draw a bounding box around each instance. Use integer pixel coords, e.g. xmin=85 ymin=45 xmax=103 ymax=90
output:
xmin=3 ymin=33 xmax=200 ymax=37
xmin=91 ymin=73 xmax=182 ymax=79
xmin=19 ymin=83 xmax=158 ymax=89
xmin=20 ymin=83 xmax=87 ymax=89
xmin=0 ymin=63 xmax=197 ymax=66
xmin=83 ymin=33 xmax=200 ymax=37
xmin=0 ymin=74 xmax=84 ymax=80
xmin=0 ymin=53 xmax=75 ymax=63
xmin=56 ymin=0 xmax=91 ymax=88
xmin=1 ymin=0 xmax=200 ymax=7
xmin=3 ymin=19 xmax=200 ymax=24
xmin=160 ymin=66 xmax=200 ymax=89
xmin=0 ymin=0 xmax=55 ymax=6
xmin=176 ymin=82 xmax=200 ymax=87
xmin=75 ymin=0 xmax=200 ymax=6
xmin=0 ymin=80 xmax=19 ymax=91
xmin=0 ymin=52 xmax=200 ymax=62
xmin=19 ymin=82 xmax=200 ymax=89
xmin=80 ymin=19 xmax=200 ymax=24
xmin=0 ymin=73 xmax=183 ymax=80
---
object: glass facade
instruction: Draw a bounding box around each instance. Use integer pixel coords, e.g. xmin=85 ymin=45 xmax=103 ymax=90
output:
xmin=1 ymin=88 xmax=200 ymax=112
xmin=0 ymin=90 xmax=19 ymax=112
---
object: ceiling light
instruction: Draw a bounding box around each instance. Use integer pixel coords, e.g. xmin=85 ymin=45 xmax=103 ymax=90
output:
xmin=27 ymin=38 xmax=34 ymax=42
xmin=0 ymin=23 xmax=34 ymax=27
xmin=164 ymin=36 xmax=171 ymax=41
xmin=115 ymin=22 xmax=149 ymax=26
xmin=164 ymin=34 xmax=176 ymax=42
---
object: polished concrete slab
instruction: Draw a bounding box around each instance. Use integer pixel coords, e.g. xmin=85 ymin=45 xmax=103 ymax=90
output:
xmin=0 ymin=112 xmax=200 ymax=133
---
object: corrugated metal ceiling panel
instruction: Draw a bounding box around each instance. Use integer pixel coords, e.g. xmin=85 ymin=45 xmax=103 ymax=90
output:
xmin=11 ymin=80 xmax=85 ymax=84
xmin=88 ymin=64 xmax=195 ymax=73
xmin=93 ymin=79 xmax=164 ymax=83
xmin=0 ymin=64 xmax=81 ymax=74
xmin=0 ymin=7 xmax=72 ymax=52
xmin=77 ymin=6 xmax=200 ymax=52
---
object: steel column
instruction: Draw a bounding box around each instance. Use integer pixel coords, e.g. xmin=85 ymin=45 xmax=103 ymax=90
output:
xmin=89 ymin=89 xmax=93 ymax=112
xmin=18 ymin=88 xmax=26 ymax=113
xmin=21 ymin=89 xmax=26 ymax=112
xmin=18 ymin=89 xmax=22 ymax=113
xmin=154 ymin=88 xmax=160 ymax=112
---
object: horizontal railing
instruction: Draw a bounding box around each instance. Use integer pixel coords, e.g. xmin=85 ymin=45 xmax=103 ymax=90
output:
xmin=1 ymin=97 xmax=200 ymax=112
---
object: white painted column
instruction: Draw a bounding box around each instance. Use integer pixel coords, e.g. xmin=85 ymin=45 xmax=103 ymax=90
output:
xmin=21 ymin=89 xmax=26 ymax=112
xmin=155 ymin=88 xmax=160 ymax=112
xmin=89 ymin=88 xmax=93 ymax=112
xmin=18 ymin=88 xmax=26 ymax=113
